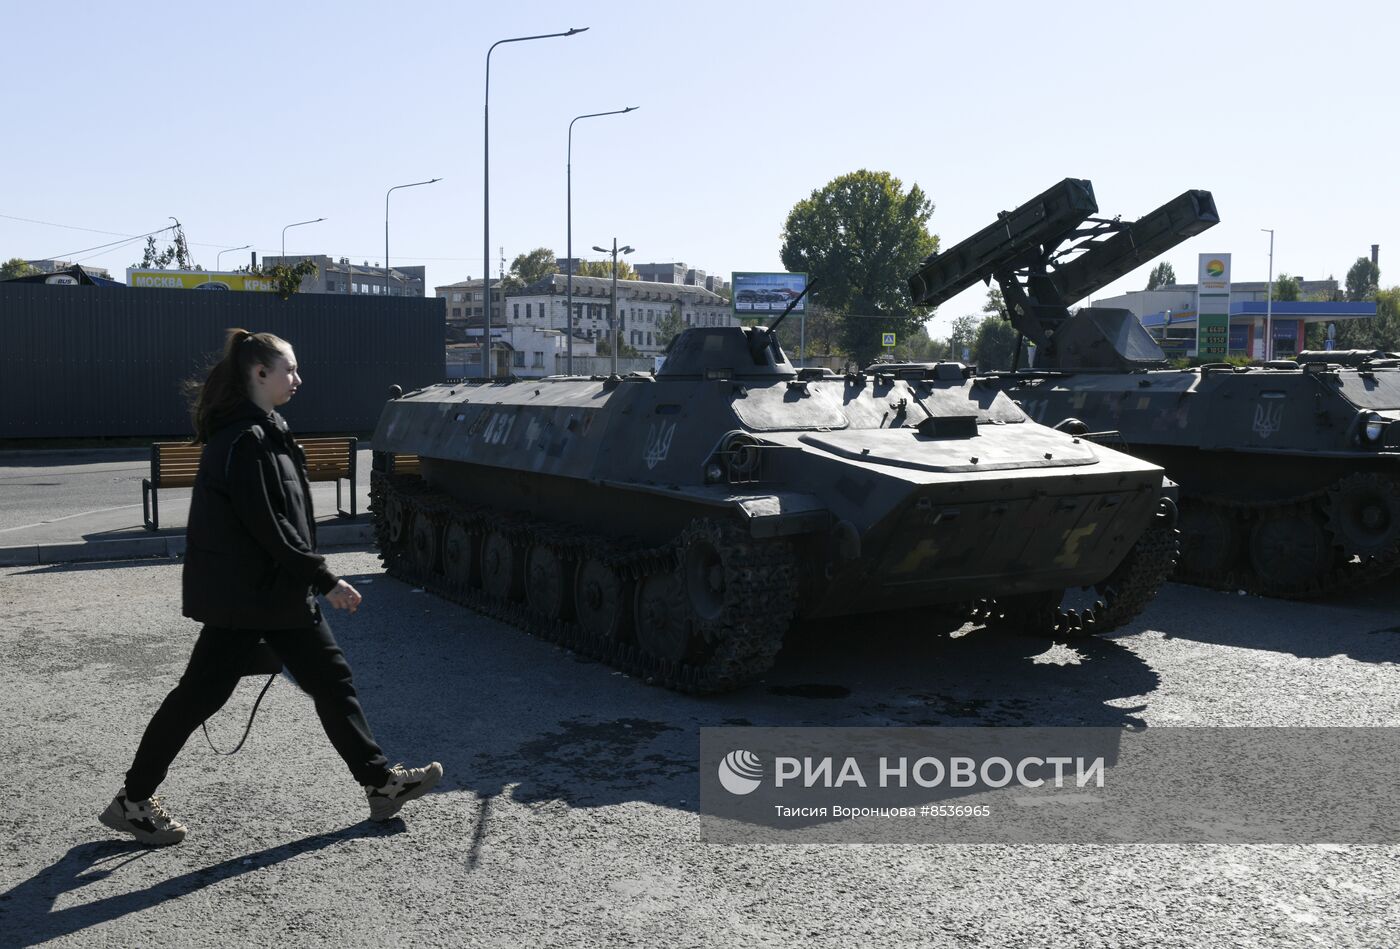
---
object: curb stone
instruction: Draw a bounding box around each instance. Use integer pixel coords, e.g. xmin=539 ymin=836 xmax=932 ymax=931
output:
xmin=0 ymin=522 xmax=374 ymax=567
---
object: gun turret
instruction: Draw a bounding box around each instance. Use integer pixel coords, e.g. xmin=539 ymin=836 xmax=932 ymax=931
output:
xmin=907 ymin=179 xmax=1218 ymax=370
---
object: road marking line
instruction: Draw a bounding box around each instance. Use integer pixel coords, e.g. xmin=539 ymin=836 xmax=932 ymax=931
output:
xmin=0 ymin=503 xmax=146 ymax=533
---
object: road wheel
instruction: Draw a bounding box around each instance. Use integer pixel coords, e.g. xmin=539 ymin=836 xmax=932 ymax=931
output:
xmin=384 ymin=493 xmax=409 ymax=547
xmin=481 ymin=529 xmax=522 ymax=600
xmin=574 ymin=557 xmax=632 ymax=642
xmin=442 ymin=520 xmax=476 ymax=588
xmin=1249 ymin=505 xmax=1337 ymax=594
xmin=526 ymin=544 xmax=573 ymax=620
xmin=410 ymin=512 xmax=439 ymax=575
xmin=634 ymin=571 xmax=708 ymax=664
xmin=1177 ymin=498 xmax=1242 ymax=578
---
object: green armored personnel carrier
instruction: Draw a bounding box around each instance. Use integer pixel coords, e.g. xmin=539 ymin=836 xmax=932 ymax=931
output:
xmin=370 ymin=304 xmax=1178 ymax=692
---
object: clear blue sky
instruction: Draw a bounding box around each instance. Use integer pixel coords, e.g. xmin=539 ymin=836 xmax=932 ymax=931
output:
xmin=2 ymin=0 xmax=1393 ymax=335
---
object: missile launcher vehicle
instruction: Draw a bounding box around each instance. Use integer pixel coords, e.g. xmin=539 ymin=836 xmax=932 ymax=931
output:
xmin=370 ymin=294 xmax=1179 ymax=693
xmin=908 ymin=178 xmax=1400 ymax=598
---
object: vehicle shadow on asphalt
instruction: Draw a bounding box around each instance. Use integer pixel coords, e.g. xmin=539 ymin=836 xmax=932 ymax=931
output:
xmin=1146 ymin=582 xmax=1400 ymax=665
xmin=0 ymin=821 xmax=405 ymax=947
xmin=333 ymin=570 xmax=1162 ymax=816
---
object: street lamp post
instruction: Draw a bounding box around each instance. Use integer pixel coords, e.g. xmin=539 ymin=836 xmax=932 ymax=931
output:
xmin=484 ymin=26 xmax=588 ymax=380
xmin=1261 ymin=228 xmax=1275 ymax=362
xmin=216 ymin=244 xmax=251 ymax=272
xmin=593 ymin=239 xmax=634 ymax=377
xmin=567 ymin=106 xmax=636 ymax=375
xmin=281 ymin=217 xmax=325 ymax=261
xmin=386 ymin=177 xmax=442 ymax=298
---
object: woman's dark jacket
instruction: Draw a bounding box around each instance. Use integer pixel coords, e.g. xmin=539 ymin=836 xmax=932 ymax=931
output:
xmin=182 ymin=400 xmax=339 ymax=630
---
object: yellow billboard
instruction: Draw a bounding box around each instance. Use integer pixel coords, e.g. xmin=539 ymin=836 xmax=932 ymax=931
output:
xmin=125 ymin=269 xmax=277 ymax=292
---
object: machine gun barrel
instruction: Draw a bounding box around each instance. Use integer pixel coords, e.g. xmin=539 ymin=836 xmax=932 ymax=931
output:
xmin=907 ymin=178 xmax=1097 ymax=308
xmin=1048 ymin=189 xmax=1219 ymax=305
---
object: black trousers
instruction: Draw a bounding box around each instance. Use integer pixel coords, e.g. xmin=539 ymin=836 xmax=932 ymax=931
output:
xmin=125 ymin=616 xmax=391 ymax=800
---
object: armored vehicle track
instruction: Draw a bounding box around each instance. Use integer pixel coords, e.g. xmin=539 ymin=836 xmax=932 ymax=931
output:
xmin=372 ymin=470 xmax=799 ymax=694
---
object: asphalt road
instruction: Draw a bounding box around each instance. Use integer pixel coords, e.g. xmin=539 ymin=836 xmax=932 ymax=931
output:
xmin=1 ymin=550 xmax=1397 ymax=948
xmin=0 ymin=449 xmax=373 ymax=546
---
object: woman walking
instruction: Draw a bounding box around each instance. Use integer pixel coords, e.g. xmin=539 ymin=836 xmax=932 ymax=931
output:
xmin=101 ymin=328 xmax=440 ymax=845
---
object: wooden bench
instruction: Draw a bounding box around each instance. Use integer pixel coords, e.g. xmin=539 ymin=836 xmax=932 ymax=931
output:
xmin=143 ymin=436 xmax=358 ymax=531
xmin=388 ymin=452 xmax=420 ymax=476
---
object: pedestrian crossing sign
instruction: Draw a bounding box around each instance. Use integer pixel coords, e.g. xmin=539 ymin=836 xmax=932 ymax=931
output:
xmin=881 ymin=332 xmax=896 ymax=347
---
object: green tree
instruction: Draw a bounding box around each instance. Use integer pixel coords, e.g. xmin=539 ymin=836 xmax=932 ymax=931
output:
xmin=505 ymin=247 xmax=557 ymax=291
xmin=656 ymin=304 xmax=686 ymax=348
xmin=948 ymin=314 xmax=979 ymax=362
xmin=1 ymin=258 xmax=37 ymax=280
xmin=893 ymin=324 xmax=946 ymax=362
xmin=1272 ymin=273 xmax=1301 ymax=302
xmin=577 ymin=258 xmax=638 ymax=281
xmin=1145 ymin=261 xmax=1177 ymax=290
xmin=983 ymin=287 xmax=1008 ymax=320
xmin=595 ymin=334 xmax=640 ymax=358
xmin=135 ymin=228 xmax=193 ymax=270
xmin=973 ymin=314 xmax=1018 ymax=370
xmin=250 ymin=259 xmax=319 ymax=299
xmin=779 ymin=169 xmax=938 ymax=367
xmin=1346 ymin=257 xmax=1380 ymax=302
xmin=1335 ymin=286 xmax=1400 ymax=352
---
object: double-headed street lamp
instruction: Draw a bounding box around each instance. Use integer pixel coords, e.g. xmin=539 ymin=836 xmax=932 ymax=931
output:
xmin=216 ymin=244 xmax=251 ymax=272
xmin=483 ymin=26 xmax=588 ymax=379
xmin=386 ymin=177 xmax=442 ymax=297
xmin=281 ymin=217 xmax=325 ymax=260
xmin=567 ymin=106 xmax=637 ymax=374
xmin=592 ymin=239 xmax=634 ymax=377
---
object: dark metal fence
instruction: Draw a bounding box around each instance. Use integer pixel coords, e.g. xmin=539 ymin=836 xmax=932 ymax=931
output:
xmin=0 ymin=284 xmax=443 ymax=438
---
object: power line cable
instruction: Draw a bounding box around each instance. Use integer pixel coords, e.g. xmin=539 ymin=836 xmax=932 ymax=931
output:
xmin=48 ymin=224 xmax=179 ymax=262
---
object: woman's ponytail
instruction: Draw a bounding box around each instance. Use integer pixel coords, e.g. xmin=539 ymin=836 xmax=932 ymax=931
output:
xmin=189 ymin=328 xmax=288 ymax=442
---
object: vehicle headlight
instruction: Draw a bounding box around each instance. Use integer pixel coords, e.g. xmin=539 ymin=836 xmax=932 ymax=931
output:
xmin=1363 ymin=414 xmax=1386 ymax=443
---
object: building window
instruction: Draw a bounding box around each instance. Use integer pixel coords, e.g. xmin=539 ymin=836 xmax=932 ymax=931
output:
xmin=526 ymin=303 xmax=532 ymax=319
xmin=532 ymin=352 xmax=545 ymax=368
xmin=513 ymin=304 xmax=520 ymax=320
xmin=513 ymin=351 xmax=525 ymax=368
xmin=452 ymin=292 xmax=464 ymax=303
xmin=452 ymin=307 xmax=462 ymax=318
xmin=646 ymin=332 xmax=652 ymax=346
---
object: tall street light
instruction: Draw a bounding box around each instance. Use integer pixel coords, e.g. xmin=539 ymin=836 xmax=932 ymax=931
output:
xmin=483 ymin=26 xmax=588 ymax=380
xmin=1261 ymin=228 xmax=1275 ymax=362
xmin=567 ymin=106 xmax=636 ymax=375
xmin=216 ymin=244 xmax=251 ymax=272
xmin=386 ymin=177 xmax=442 ymax=297
xmin=281 ymin=217 xmax=325 ymax=260
xmin=593 ymin=239 xmax=634 ymax=377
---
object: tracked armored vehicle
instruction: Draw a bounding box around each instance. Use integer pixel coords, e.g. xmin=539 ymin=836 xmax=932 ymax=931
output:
xmin=370 ymin=309 xmax=1178 ymax=693
xmin=908 ymin=178 xmax=1400 ymax=598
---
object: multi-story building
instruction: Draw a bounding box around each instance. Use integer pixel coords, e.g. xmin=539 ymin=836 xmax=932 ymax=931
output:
xmin=260 ymin=255 xmax=426 ymax=297
xmin=24 ymin=259 xmax=112 ymax=279
xmin=505 ymin=274 xmax=731 ymax=355
xmin=633 ymin=260 xmax=729 ymax=296
xmin=435 ymin=277 xmax=507 ymax=328
xmin=633 ymin=261 xmax=687 ymax=284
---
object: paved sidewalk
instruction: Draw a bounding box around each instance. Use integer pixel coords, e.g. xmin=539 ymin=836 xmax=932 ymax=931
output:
xmin=0 ymin=447 xmax=375 ymax=565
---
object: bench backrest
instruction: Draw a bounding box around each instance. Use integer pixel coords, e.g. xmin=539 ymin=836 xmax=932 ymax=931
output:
xmin=301 ymin=436 xmax=356 ymax=482
xmin=149 ymin=436 xmax=357 ymax=487
xmin=150 ymin=442 xmax=204 ymax=489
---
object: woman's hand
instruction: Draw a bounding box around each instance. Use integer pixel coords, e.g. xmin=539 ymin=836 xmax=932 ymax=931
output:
xmin=326 ymin=579 xmax=362 ymax=614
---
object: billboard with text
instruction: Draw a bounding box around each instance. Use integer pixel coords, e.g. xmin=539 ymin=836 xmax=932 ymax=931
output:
xmin=732 ymin=271 xmax=807 ymax=318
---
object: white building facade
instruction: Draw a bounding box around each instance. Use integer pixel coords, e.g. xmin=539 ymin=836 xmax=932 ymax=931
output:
xmin=506 ymin=274 xmax=731 ymax=356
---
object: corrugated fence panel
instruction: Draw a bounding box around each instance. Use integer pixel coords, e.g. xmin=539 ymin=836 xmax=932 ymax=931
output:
xmin=0 ymin=285 xmax=443 ymax=437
